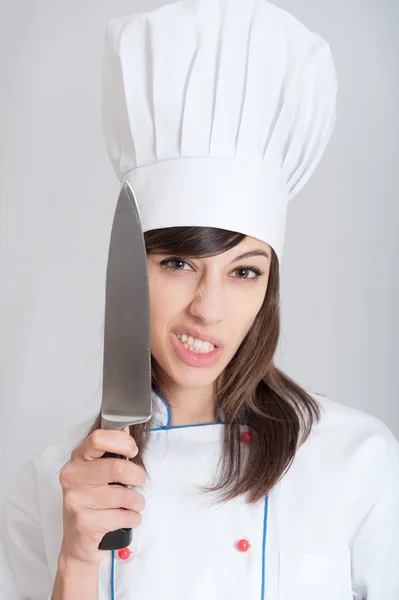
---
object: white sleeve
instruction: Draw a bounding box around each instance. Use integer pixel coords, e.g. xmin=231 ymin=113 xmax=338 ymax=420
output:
xmin=0 ymin=460 xmax=53 ymax=600
xmin=351 ymin=476 xmax=399 ymax=599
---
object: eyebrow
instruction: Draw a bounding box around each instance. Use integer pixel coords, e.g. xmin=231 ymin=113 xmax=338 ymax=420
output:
xmin=229 ymin=249 xmax=270 ymax=264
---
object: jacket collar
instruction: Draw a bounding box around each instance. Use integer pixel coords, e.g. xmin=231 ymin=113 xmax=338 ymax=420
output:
xmin=150 ymin=388 xmax=172 ymax=429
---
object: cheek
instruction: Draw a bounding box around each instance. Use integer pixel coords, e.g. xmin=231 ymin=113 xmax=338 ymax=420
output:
xmin=227 ymin=288 xmax=266 ymax=346
xmin=148 ymin=276 xmax=188 ymax=339
xmin=231 ymin=286 xmax=265 ymax=319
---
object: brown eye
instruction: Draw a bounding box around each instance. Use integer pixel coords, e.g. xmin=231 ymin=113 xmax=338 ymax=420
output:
xmin=168 ymin=260 xmax=185 ymax=269
xmin=237 ymin=268 xmax=251 ymax=279
xmin=160 ymin=258 xmax=191 ymax=271
xmin=232 ymin=265 xmax=263 ymax=280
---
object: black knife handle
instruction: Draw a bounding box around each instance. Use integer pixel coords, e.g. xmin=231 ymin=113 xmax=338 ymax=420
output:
xmin=98 ymin=451 xmax=133 ymax=550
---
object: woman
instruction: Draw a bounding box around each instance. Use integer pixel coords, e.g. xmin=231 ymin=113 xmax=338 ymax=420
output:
xmin=1 ymin=0 xmax=398 ymax=598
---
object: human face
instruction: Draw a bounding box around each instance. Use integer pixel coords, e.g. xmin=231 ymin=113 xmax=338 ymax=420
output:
xmin=147 ymin=235 xmax=271 ymax=392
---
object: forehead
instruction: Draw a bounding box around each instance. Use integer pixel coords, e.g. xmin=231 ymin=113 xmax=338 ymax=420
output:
xmin=203 ymin=236 xmax=271 ymax=263
xmin=222 ymin=235 xmax=270 ymax=253
xmin=239 ymin=236 xmax=270 ymax=251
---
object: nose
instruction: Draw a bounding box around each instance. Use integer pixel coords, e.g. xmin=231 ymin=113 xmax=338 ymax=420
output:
xmin=189 ymin=276 xmax=224 ymax=326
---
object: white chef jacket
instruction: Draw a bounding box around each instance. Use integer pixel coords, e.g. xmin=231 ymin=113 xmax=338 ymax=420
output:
xmin=0 ymin=390 xmax=398 ymax=600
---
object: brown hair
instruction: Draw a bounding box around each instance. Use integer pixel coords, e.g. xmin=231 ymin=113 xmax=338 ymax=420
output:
xmin=85 ymin=226 xmax=321 ymax=504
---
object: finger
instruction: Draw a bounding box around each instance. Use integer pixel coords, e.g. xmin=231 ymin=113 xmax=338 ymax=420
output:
xmin=71 ymin=428 xmax=137 ymax=463
xmin=73 ymin=485 xmax=146 ymax=513
xmin=62 ymin=456 xmax=147 ymax=489
xmin=77 ymin=507 xmax=143 ymax=540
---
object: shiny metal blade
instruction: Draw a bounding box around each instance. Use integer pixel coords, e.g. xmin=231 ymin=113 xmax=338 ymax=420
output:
xmin=100 ymin=181 xmax=152 ymax=431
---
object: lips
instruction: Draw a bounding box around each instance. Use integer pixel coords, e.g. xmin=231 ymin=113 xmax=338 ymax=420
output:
xmin=173 ymin=326 xmax=223 ymax=348
xmin=171 ymin=332 xmax=222 ymax=368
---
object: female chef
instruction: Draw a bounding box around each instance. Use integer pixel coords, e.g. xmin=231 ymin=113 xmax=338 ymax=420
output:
xmin=1 ymin=0 xmax=398 ymax=598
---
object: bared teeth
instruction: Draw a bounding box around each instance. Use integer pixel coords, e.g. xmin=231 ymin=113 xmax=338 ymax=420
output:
xmin=176 ymin=333 xmax=215 ymax=354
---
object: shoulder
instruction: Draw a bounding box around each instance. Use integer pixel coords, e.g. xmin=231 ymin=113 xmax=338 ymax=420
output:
xmin=1 ymin=416 xmax=98 ymax=590
xmin=310 ymin=392 xmax=398 ymax=451
xmin=305 ymin=393 xmax=399 ymax=500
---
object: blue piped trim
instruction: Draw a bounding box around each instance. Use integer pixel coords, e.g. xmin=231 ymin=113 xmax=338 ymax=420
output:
xmin=111 ymin=549 xmax=115 ymax=599
xmin=216 ymin=401 xmax=223 ymax=423
xmin=151 ymin=421 xmax=224 ymax=431
xmin=151 ymin=387 xmax=172 ymax=429
xmin=260 ymin=496 xmax=269 ymax=600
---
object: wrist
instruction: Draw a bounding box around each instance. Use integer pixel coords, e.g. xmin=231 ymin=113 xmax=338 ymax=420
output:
xmin=53 ymin=552 xmax=100 ymax=600
xmin=57 ymin=552 xmax=100 ymax=577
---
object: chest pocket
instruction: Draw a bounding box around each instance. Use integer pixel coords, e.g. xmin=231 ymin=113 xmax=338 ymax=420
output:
xmin=278 ymin=549 xmax=353 ymax=600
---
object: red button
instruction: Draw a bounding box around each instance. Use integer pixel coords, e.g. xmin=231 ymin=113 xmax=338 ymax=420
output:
xmin=118 ymin=547 xmax=132 ymax=560
xmin=240 ymin=431 xmax=252 ymax=444
xmin=236 ymin=539 xmax=251 ymax=552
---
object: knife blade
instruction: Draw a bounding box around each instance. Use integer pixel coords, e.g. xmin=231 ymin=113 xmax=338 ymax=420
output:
xmin=98 ymin=180 xmax=152 ymax=551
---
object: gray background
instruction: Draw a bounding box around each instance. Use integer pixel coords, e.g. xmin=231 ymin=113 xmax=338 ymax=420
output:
xmin=0 ymin=0 xmax=398 ymax=505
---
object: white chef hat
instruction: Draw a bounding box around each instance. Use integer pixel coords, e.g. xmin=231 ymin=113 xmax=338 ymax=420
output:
xmin=102 ymin=0 xmax=337 ymax=263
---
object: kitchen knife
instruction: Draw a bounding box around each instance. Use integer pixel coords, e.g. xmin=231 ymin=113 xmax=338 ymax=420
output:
xmin=98 ymin=180 xmax=152 ymax=551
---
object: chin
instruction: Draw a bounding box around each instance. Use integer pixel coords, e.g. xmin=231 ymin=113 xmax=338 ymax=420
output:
xmin=152 ymin=350 xmax=221 ymax=391
xmin=151 ymin=339 xmax=231 ymax=391
xmin=167 ymin=364 xmax=219 ymax=390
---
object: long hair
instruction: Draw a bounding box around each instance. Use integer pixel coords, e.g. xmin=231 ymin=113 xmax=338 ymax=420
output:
xmin=85 ymin=226 xmax=320 ymax=504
